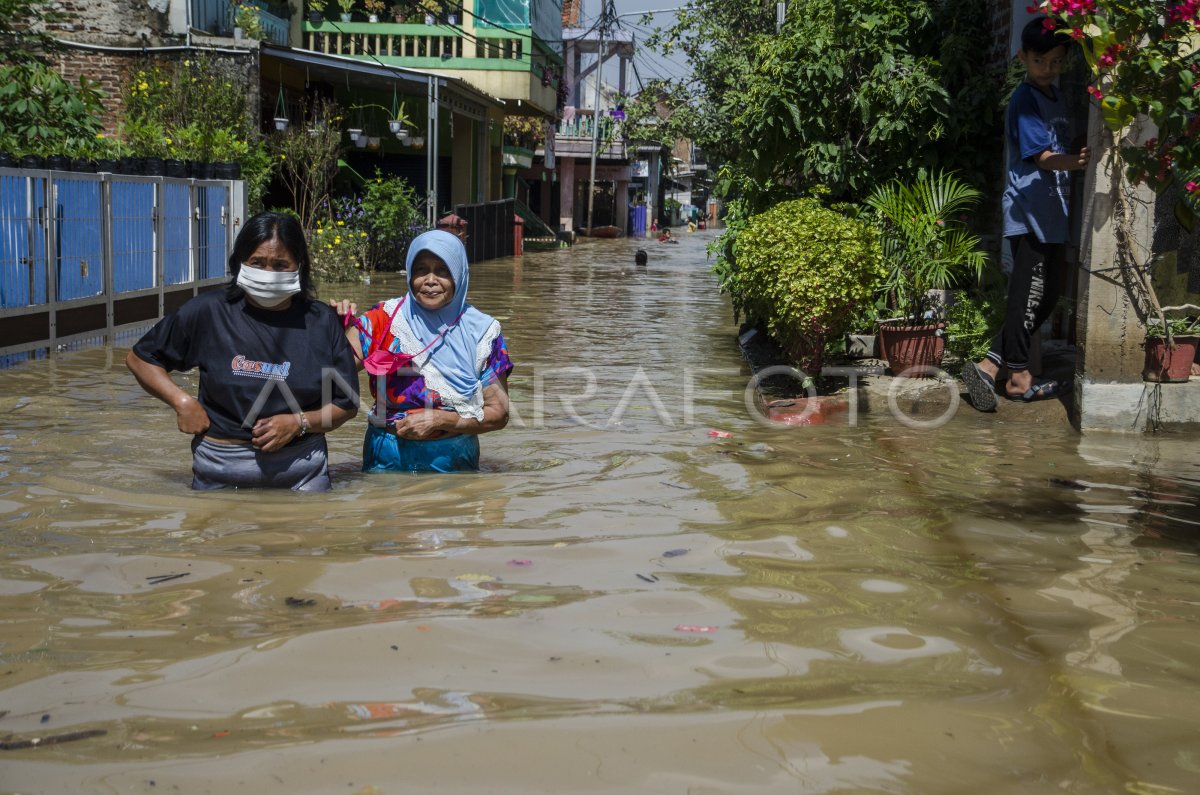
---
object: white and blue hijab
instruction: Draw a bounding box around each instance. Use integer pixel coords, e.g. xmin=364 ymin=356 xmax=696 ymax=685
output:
xmin=380 ymin=230 xmax=501 ymax=420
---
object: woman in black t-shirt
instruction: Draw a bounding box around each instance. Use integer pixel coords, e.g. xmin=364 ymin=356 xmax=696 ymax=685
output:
xmin=126 ymin=212 xmax=359 ymax=491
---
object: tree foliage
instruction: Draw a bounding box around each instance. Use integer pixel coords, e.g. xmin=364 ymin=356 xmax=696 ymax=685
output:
xmin=1035 ymin=0 xmax=1200 ymax=229
xmin=0 ymin=0 xmax=106 ymax=155
xmin=635 ymin=0 xmax=1004 ymax=210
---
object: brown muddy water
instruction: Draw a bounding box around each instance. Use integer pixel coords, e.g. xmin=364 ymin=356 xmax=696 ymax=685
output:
xmin=1 ymin=231 xmax=1199 ymax=794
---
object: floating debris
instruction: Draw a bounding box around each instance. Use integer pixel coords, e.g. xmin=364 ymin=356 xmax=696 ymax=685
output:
xmin=145 ymin=573 xmax=190 ymax=585
xmin=662 ymin=549 xmax=689 ymax=558
xmin=507 ymin=559 xmax=533 ymax=567
xmin=636 ymin=573 xmax=659 ymax=583
xmin=707 ymin=430 xmax=733 ymax=439
xmin=0 ymin=728 xmax=107 ymax=751
xmin=674 ymin=625 xmax=718 ymax=633
xmin=284 ymin=596 xmax=316 ymax=607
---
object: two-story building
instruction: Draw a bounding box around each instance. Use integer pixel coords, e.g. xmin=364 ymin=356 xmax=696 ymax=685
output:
xmin=50 ymin=0 xmax=565 ymax=224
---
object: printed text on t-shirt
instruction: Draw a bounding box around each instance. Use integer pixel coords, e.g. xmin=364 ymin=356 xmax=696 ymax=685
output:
xmin=231 ymin=354 xmax=291 ymax=380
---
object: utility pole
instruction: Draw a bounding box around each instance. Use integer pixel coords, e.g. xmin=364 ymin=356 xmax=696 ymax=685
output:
xmin=586 ymin=0 xmax=615 ymax=234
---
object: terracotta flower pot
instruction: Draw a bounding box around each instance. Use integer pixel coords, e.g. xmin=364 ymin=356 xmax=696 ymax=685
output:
xmin=1142 ymin=335 xmax=1198 ymax=383
xmin=877 ymin=321 xmax=946 ymax=378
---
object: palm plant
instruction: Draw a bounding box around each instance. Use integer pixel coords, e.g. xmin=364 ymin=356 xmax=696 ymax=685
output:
xmin=865 ymin=170 xmax=987 ymax=323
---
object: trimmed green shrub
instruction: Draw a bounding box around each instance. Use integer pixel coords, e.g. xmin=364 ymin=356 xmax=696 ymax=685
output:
xmin=726 ymin=198 xmax=885 ymax=371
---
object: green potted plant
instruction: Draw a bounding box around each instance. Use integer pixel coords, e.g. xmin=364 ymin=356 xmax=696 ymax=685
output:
xmin=231 ymin=2 xmax=263 ymax=39
xmin=721 ymin=197 xmax=885 ymax=374
xmin=1142 ymin=315 xmax=1200 ymax=383
xmin=865 ymin=170 xmax=986 ymax=377
xmin=363 ymin=0 xmax=385 ymax=22
xmin=336 ymin=0 xmax=354 ymax=22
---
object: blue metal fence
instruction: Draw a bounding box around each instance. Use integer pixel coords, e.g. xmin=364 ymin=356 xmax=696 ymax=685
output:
xmin=111 ymin=181 xmax=156 ymax=293
xmin=53 ymin=177 xmax=105 ymax=301
xmin=163 ymin=182 xmax=192 ymax=285
xmin=0 ymin=168 xmax=243 ymax=357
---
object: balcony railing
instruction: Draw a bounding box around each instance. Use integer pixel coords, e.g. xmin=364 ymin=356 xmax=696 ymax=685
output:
xmin=189 ymin=0 xmax=289 ymax=45
xmin=557 ymin=115 xmax=614 ymax=140
xmin=301 ymin=21 xmax=530 ymax=67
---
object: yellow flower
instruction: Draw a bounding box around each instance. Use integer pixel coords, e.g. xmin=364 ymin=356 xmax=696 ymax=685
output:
xmin=138 ymin=81 xmax=149 ymax=91
xmin=280 ymin=154 xmax=286 ymax=160
xmin=359 ymin=232 xmax=367 ymax=238
xmin=335 ymin=236 xmax=341 ymax=244
xmin=336 ymin=220 xmax=344 ymax=226
xmin=165 ymin=138 xmax=172 ymax=145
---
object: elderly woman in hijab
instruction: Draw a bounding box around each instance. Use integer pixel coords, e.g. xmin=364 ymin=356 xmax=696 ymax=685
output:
xmin=332 ymin=230 xmax=512 ymax=472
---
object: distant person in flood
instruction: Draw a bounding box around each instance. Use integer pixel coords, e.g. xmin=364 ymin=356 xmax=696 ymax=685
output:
xmin=331 ymin=230 xmax=512 ymax=473
xmin=635 ymin=249 xmax=648 ymax=266
xmin=126 ymin=212 xmax=360 ymax=491
xmin=658 ymin=228 xmax=676 ymax=244
xmin=687 ymin=219 xmax=697 ymax=233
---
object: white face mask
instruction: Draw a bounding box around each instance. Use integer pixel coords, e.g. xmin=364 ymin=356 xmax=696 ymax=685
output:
xmin=237 ymin=266 xmax=301 ymax=308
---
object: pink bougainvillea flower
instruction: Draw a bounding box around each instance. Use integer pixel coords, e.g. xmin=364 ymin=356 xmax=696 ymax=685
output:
xmin=1087 ymin=85 xmax=1104 ymax=99
xmin=1186 ymin=181 xmax=1199 ymax=193
xmin=1070 ymin=27 xmax=1084 ymax=39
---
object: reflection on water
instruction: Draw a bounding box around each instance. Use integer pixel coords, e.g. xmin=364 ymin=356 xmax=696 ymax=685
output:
xmin=1 ymin=232 xmax=1199 ymax=793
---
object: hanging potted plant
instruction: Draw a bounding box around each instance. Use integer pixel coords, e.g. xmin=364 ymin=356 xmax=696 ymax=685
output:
xmin=363 ymin=0 xmax=385 ymax=22
xmin=1142 ymin=315 xmax=1200 ymax=383
xmin=273 ymin=86 xmax=290 ymax=132
xmin=387 ymin=88 xmax=411 ymax=135
xmin=865 ymin=170 xmax=986 ymax=377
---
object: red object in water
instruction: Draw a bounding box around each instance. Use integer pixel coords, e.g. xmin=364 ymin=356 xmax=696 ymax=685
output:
xmin=437 ymin=213 xmax=468 ymax=243
xmin=765 ymin=395 xmax=849 ymax=426
xmin=513 ymin=215 xmax=524 ymax=257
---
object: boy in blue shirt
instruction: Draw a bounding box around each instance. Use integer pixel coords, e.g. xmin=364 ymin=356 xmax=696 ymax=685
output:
xmin=963 ymin=16 xmax=1090 ymax=411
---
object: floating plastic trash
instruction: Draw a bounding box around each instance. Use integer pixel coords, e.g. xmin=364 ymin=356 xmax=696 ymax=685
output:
xmin=708 ymin=430 xmax=733 ymax=439
xmin=674 ymin=625 xmax=718 ymax=633
xmin=662 ymin=549 xmax=688 ymax=558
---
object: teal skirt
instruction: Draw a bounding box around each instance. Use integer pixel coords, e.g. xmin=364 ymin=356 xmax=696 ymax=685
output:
xmin=363 ymin=422 xmax=480 ymax=473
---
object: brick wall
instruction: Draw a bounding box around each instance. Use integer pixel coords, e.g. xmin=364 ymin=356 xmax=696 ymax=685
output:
xmin=40 ymin=0 xmax=258 ymax=136
xmin=55 ymin=51 xmax=138 ymax=132
xmin=53 ymin=51 xmax=260 ymax=136
xmin=562 ymin=0 xmax=580 ymax=28
xmin=45 ymin=0 xmax=175 ymax=46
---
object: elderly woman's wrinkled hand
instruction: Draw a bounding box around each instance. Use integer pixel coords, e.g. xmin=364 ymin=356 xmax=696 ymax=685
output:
xmin=393 ymin=408 xmax=450 ymax=440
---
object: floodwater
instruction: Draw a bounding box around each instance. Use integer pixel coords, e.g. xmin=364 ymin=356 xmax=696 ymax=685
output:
xmin=1 ymin=231 xmax=1199 ymax=794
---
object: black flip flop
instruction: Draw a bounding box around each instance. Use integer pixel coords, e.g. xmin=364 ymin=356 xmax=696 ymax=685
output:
xmin=962 ymin=361 xmax=997 ymax=412
xmin=1007 ymin=379 xmax=1071 ymax=402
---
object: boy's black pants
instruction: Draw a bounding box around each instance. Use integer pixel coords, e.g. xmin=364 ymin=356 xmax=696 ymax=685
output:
xmin=985 ymin=234 xmax=1066 ymax=373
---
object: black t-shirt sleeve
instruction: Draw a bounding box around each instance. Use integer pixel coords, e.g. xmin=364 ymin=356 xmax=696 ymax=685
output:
xmin=321 ymin=304 xmax=361 ymax=411
xmin=131 ymin=301 xmax=199 ymax=372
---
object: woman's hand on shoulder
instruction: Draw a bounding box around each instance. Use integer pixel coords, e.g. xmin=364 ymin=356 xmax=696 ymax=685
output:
xmin=328 ymin=298 xmax=358 ymax=320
